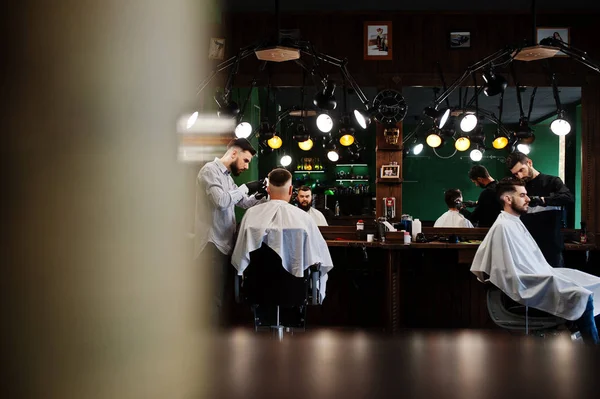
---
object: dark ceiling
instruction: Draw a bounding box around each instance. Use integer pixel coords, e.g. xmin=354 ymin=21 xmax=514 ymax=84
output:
xmin=224 ymin=0 xmax=600 ymax=12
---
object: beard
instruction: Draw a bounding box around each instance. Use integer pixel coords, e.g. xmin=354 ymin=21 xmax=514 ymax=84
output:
xmin=230 ymin=163 xmax=241 ymax=176
xmin=521 ymin=168 xmax=534 ymax=182
xmin=510 ymin=202 xmax=529 ymax=215
xmin=298 ymin=201 xmax=312 ymax=212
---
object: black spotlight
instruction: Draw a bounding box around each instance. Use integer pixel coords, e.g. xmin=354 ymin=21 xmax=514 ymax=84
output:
xmin=482 ymin=70 xmax=508 ymax=97
xmin=293 ymin=124 xmax=310 ymax=142
xmin=258 ymin=118 xmax=275 ymax=139
xmin=214 ymin=92 xmax=240 ymax=118
xmin=313 ymin=80 xmax=337 ymax=110
xmin=515 ymin=117 xmax=535 ymax=144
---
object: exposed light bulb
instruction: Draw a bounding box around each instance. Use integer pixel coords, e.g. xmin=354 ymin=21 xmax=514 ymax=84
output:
xmin=470 ymin=148 xmax=483 ymax=162
xmin=550 ymin=118 xmax=571 ymax=136
xmin=234 ymin=122 xmax=252 ymax=138
xmin=517 ymin=143 xmax=530 ymax=154
xmin=327 ymin=150 xmax=339 ymax=162
xmin=460 ymin=114 xmax=477 ymax=132
xmin=316 ymin=114 xmax=333 ymax=133
xmin=280 ymin=154 xmax=292 ymax=166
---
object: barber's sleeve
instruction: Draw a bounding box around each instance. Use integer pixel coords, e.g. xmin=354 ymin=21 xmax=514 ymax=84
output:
xmin=545 ymin=177 xmax=574 ymax=206
xmin=201 ymin=168 xmax=246 ymax=210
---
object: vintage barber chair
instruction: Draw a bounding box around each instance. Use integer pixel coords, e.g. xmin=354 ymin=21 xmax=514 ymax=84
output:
xmin=486 ymin=285 xmax=578 ymax=339
xmin=234 ymin=243 xmax=322 ymax=340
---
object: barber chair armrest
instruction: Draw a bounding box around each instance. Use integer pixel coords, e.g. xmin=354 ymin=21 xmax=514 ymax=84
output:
xmin=309 ymin=263 xmax=322 ymax=305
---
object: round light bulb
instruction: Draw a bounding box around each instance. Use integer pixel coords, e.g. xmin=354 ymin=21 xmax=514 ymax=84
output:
xmin=280 ymin=155 xmax=292 ymax=166
xmin=412 ymin=143 xmax=424 ymax=155
xmin=267 ymin=135 xmax=283 ymax=149
xmin=234 ymin=122 xmax=252 ymax=138
xmin=470 ymin=148 xmax=483 ymax=162
xmin=316 ymin=114 xmax=333 ymax=133
xmin=186 ymin=111 xmax=198 ymax=129
xmin=426 ymin=133 xmax=442 ymax=148
xmin=460 ymin=114 xmax=477 ymax=132
xmin=455 ymin=137 xmax=471 ymax=151
xmin=492 ymin=136 xmax=509 ymax=149
xmin=327 ymin=150 xmax=339 ymax=162
xmin=516 ymin=143 xmax=530 ymax=154
xmin=339 ymin=134 xmax=355 ymax=146
xmin=298 ymin=139 xmax=314 ymax=151
xmin=550 ymin=118 xmax=571 ymax=136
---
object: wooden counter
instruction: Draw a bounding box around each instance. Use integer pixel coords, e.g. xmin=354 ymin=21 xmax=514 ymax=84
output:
xmin=317 ymin=226 xmax=597 ymax=333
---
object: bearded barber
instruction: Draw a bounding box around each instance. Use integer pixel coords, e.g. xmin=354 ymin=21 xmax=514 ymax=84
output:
xmin=506 ymin=151 xmax=574 ymax=267
xmin=195 ymin=138 xmax=267 ymax=325
xmin=296 ymin=185 xmax=328 ymax=226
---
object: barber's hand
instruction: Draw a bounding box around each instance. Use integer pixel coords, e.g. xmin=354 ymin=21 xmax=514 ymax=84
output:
xmin=254 ymin=183 xmax=268 ymax=199
xmin=463 ymin=200 xmax=477 ymax=208
xmin=528 ymin=196 xmax=545 ymax=207
xmin=454 ymin=199 xmax=465 ymax=210
xmin=244 ymin=180 xmax=263 ymax=195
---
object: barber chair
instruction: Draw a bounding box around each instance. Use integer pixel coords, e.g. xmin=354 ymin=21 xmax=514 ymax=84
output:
xmin=234 ymin=243 xmax=322 ymax=340
xmin=486 ymin=285 xmax=577 ymax=339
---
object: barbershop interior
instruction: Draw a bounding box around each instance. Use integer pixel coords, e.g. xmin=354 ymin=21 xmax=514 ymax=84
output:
xmin=7 ymin=0 xmax=600 ymax=398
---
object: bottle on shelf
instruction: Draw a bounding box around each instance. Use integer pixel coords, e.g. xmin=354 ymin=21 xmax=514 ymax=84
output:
xmin=335 ymin=201 xmax=340 ymax=216
xmin=411 ymin=218 xmax=422 ymax=241
xmin=580 ymin=221 xmax=588 ymax=244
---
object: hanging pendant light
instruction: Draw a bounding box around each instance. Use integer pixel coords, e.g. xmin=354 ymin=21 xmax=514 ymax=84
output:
xmin=267 ymin=135 xmax=283 ymax=149
xmin=455 ymin=136 xmax=471 ymax=151
xmin=298 ymin=139 xmax=314 ymax=151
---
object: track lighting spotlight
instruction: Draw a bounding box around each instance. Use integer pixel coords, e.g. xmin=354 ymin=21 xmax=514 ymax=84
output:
xmin=492 ymin=130 xmax=509 ymax=149
xmin=412 ymin=141 xmax=424 ymax=155
xmin=313 ymin=80 xmax=337 ymax=110
xmin=423 ymin=107 xmax=451 ymax=129
xmin=470 ymin=145 xmax=485 ymax=162
xmin=459 ymin=113 xmax=478 ymax=133
xmin=516 ymin=143 xmax=530 ymax=154
xmin=515 ymin=118 xmax=535 ymax=144
xmin=455 ymin=135 xmax=471 ymax=151
xmin=482 ymin=70 xmax=508 ymax=97
xmin=327 ymin=148 xmax=340 ymax=162
xmin=353 ymin=109 xmax=371 ymax=130
xmin=316 ymin=113 xmax=333 ymax=133
xmin=267 ymin=135 xmax=283 ymax=149
xmin=234 ymin=121 xmax=252 ymax=138
xmin=214 ymin=93 xmax=240 ymax=118
xmin=280 ymin=154 xmax=292 ymax=167
xmin=338 ymin=115 xmax=355 ymax=146
xmin=426 ymin=129 xmax=443 ymax=148
xmin=550 ymin=111 xmax=571 ymax=136
xmin=298 ymin=139 xmax=314 ymax=151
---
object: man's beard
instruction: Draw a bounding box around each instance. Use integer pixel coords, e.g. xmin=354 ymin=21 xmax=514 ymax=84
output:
xmin=230 ymin=163 xmax=241 ymax=176
xmin=511 ymin=202 xmax=529 ymax=215
xmin=521 ymin=168 xmax=534 ymax=182
xmin=298 ymin=201 xmax=312 ymax=212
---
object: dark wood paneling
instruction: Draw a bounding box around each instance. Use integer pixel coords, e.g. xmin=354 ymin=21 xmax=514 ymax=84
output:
xmin=581 ymin=78 xmax=600 ymax=242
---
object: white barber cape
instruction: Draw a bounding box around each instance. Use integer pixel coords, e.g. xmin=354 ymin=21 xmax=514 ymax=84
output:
xmin=471 ymin=211 xmax=600 ymax=320
xmin=434 ymin=210 xmax=474 ymax=228
xmin=307 ymin=207 xmax=328 ymax=226
xmin=231 ymin=199 xmax=334 ymax=302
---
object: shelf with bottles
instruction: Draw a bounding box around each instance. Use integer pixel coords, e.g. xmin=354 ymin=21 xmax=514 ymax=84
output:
xmin=295 ymin=157 xmax=325 ymax=172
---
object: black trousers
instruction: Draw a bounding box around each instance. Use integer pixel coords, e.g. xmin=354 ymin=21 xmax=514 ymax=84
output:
xmin=199 ymin=242 xmax=231 ymax=327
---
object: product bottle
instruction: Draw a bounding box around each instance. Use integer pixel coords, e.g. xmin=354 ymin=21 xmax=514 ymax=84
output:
xmin=580 ymin=221 xmax=588 ymax=244
xmin=356 ymin=219 xmax=365 ymax=240
xmin=412 ymin=218 xmax=422 ymax=241
xmin=404 ymin=231 xmax=411 ymax=245
xmin=335 ymin=201 xmax=340 ymax=216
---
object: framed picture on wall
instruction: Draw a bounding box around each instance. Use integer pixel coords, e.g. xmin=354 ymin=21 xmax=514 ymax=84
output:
xmin=537 ymin=27 xmax=570 ymax=56
xmin=380 ymin=164 xmax=400 ymax=179
xmin=449 ymin=31 xmax=471 ymax=49
xmin=364 ymin=21 xmax=393 ymax=60
xmin=209 ymin=37 xmax=225 ymax=60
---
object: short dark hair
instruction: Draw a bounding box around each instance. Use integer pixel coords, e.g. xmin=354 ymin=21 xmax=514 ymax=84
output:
xmin=505 ymin=151 xmax=529 ymax=170
xmin=268 ymin=168 xmax=292 ymax=187
xmin=298 ymin=185 xmax=312 ymax=193
xmin=496 ymin=177 xmax=525 ymax=202
xmin=468 ymin=165 xmax=490 ymax=180
xmin=227 ymin=138 xmax=257 ymax=156
xmin=444 ymin=188 xmax=462 ymax=208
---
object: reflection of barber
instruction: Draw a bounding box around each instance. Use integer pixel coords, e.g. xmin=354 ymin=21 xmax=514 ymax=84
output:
xmin=459 ymin=165 xmax=501 ymax=227
xmin=195 ymin=138 xmax=267 ymax=326
xmin=506 ymin=151 xmax=574 ymax=267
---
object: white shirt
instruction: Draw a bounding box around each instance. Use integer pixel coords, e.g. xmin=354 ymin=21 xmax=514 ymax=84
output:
xmin=434 ymin=210 xmax=474 ymax=228
xmin=471 ymin=211 xmax=600 ymax=320
xmin=307 ymin=207 xmax=328 ymax=226
xmin=194 ymin=158 xmax=264 ymax=258
xmin=231 ymin=200 xmax=333 ymax=302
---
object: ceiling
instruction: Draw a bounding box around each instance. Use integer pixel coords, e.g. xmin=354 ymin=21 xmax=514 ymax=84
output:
xmin=273 ymin=85 xmax=581 ymax=125
xmin=224 ymin=0 xmax=600 ymax=12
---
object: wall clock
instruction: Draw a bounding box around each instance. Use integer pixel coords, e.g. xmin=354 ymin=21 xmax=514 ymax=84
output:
xmin=371 ymin=89 xmax=407 ymax=125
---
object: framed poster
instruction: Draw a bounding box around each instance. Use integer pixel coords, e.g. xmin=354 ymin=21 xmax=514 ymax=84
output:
xmin=380 ymin=164 xmax=400 ymax=179
xmin=449 ymin=31 xmax=471 ymax=49
xmin=537 ymin=27 xmax=570 ymax=56
xmin=364 ymin=21 xmax=392 ymax=60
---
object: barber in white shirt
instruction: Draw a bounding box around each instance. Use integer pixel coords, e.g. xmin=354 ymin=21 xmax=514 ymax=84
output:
xmin=296 ymin=185 xmax=328 ymax=226
xmin=195 ymin=138 xmax=266 ymax=325
xmin=434 ymin=188 xmax=474 ymax=228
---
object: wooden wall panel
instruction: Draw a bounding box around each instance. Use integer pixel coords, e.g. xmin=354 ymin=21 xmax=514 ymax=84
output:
xmin=581 ymin=78 xmax=600 ymax=242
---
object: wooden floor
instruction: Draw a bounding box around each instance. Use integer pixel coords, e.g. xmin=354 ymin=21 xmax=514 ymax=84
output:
xmin=202 ymin=327 xmax=600 ymax=399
